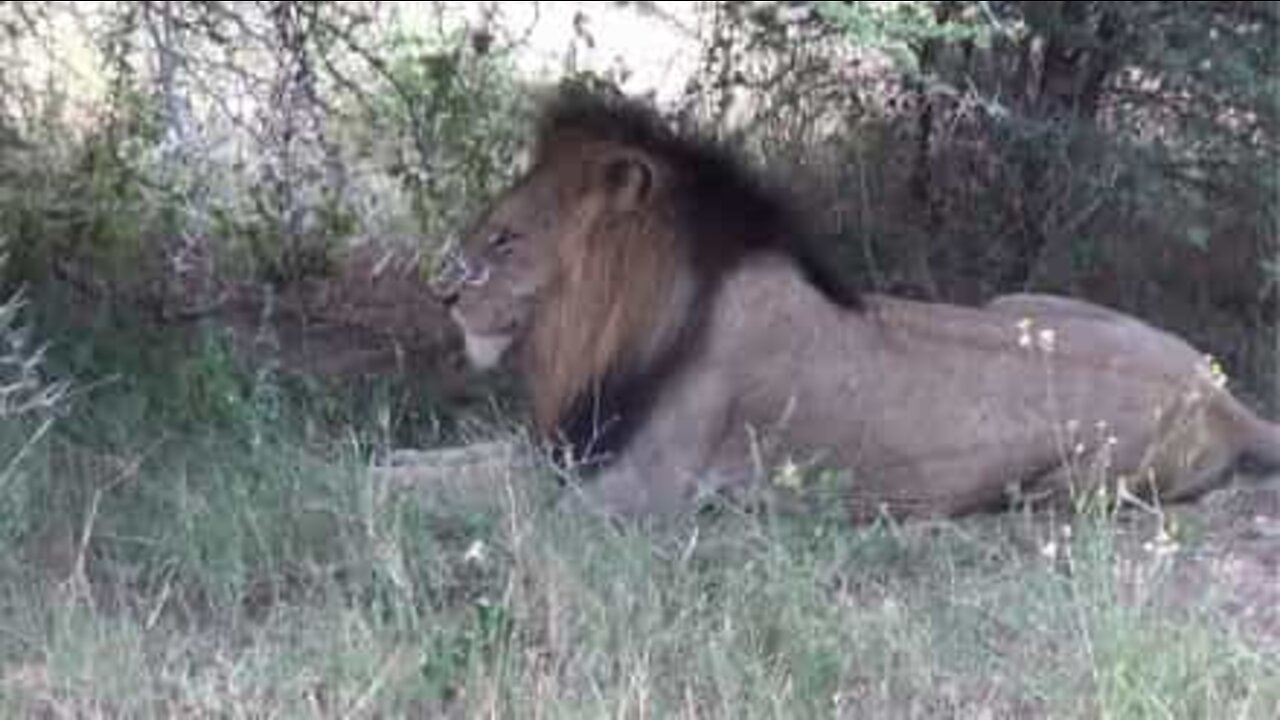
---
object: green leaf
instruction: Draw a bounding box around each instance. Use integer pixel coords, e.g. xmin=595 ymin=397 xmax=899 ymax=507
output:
xmin=1184 ymin=226 xmax=1211 ymax=251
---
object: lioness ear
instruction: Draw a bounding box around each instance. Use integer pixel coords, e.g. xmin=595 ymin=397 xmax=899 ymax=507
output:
xmin=598 ymin=151 xmax=656 ymax=211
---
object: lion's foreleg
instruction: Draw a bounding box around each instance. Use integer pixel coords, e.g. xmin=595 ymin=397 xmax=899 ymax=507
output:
xmin=571 ymin=368 xmax=738 ymax=518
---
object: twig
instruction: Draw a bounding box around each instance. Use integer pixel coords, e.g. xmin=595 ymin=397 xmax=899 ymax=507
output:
xmin=342 ymin=647 xmax=411 ymax=719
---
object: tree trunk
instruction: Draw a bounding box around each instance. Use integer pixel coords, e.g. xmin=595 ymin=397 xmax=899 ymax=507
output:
xmin=1001 ymin=1 xmax=1124 ymax=291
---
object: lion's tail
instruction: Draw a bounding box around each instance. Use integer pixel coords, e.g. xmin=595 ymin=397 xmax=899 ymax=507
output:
xmin=1230 ymin=400 xmax=1280 ymax=472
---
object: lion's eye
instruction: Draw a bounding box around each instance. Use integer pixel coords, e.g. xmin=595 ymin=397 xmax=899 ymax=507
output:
xmin=488 ymin=229 xmax=517 ymax=252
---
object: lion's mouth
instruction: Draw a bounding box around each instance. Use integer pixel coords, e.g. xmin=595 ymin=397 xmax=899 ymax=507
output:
xmin=461 ymin=331 xmax=514 ymax=370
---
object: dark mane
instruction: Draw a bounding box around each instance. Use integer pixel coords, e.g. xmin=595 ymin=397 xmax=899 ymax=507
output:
xmin=532 ymin=83 xmax=862 ymax=310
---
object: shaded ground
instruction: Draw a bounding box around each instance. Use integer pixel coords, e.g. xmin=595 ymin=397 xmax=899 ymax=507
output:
xmin=51 ymin=235 xmax=472 ymax=394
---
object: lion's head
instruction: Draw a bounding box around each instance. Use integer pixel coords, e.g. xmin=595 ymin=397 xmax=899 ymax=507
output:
xmin=433 ymin=167 xmax=562 ymax=372
xmin=434 ymin=84 xmax=861 ymax=466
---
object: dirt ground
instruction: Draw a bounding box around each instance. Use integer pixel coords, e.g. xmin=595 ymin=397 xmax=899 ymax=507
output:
xmin=1166 ymin=480 xmax=1280 ymax=651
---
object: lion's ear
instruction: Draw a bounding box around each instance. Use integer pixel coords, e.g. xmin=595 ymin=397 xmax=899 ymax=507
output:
xmin=598 ymin=151 xmax=656 ymax=211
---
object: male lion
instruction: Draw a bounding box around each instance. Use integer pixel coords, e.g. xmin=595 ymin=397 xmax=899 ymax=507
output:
xmin=433 ymin=86 xmax=1280 ymax=521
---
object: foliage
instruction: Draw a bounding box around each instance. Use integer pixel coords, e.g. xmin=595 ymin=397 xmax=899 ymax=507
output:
xmin=0 ymin=2 xmax=534 ymax=295
xmin=815 ymin=0 xmax=991 ymax=69
xmin=0 ymin=280 xmax=68 ymax=548
xmin=348 ymin=25 xmax=534 ymax=253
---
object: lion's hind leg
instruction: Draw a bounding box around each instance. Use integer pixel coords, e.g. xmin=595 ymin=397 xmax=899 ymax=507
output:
xmin=1013 ymin=413 xmax=1240 ymax=516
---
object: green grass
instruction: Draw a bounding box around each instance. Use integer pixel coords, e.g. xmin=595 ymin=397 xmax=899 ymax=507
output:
xmin=0 ymin=317 xmax=1277 ymax=718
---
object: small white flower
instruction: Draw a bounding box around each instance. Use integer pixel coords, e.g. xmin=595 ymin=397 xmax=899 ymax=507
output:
xmin=1036 ymin=328 xmax=1057 ymax=353
xmin=1016 ymin=317 xmax=1033 ymax=348
xmin=775 ymin=458 xmax=804 ymax=489
xmin=1143 ymin=530 xmax=1180 ymax=558
xmin=464 ymin=540 xmax=488 ymax=564
xmin=1040 ymin=541 xmax=1058 ymax=560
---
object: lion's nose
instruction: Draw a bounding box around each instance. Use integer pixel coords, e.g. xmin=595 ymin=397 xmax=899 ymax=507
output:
xmin=428 ymin=275 xmax=460 ymax=308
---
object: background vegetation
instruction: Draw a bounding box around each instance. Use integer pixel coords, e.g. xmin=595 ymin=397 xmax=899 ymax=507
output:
xmin=0 ymin=2 xmax=1276 ymax=716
